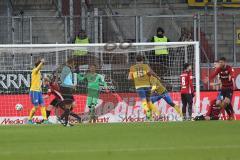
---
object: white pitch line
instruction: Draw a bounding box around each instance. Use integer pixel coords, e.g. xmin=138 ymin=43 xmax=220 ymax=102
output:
xmin=0 ymin=145 xmax=240 ymax=155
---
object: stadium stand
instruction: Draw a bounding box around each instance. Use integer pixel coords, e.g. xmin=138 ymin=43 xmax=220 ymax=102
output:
xmin=188 ymin=0 xmax=240 ymax=8
xmin=0 ymin=0 xmax=240 ymax=61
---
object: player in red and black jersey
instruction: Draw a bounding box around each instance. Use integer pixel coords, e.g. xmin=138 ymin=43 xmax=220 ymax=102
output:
xmin=43 ymin=77 xmax=81 ymax=124
xmin=180 ymin=63 xmax=194 ymax=120
xmin=206 ymin=57 xmax=235 ymax=120
xmin=194 ymin=99 xmax=225 ymax=121
xmin=43 ymin=77 xmax=63 ymax=119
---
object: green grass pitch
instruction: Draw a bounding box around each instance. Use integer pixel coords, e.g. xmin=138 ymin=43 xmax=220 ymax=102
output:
xmin=0 ymin=121 xmax=240 ymax=160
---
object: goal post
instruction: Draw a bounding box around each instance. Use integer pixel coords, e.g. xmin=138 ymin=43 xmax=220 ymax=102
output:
xmin=0 ymin=41 xmax=200 ymax=124
xmin=194 ymin=41 xmax=200 ymax=115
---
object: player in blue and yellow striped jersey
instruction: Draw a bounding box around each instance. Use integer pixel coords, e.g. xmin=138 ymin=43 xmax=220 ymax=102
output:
xmin=128 ymin=55 xmax=159 ymax=120
xmin=28 ymin=58 xmax=48 ymax=124
xmin=150 ymin=76 xmax=182 ymax=116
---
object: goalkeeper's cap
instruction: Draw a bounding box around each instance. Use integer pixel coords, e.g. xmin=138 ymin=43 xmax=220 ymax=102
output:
xmin=136 ymin=55 xmax=144 ymax=62
xmin=183 ymin=63 xmax=190 ymax=70
xmin=157 ymin=27 xmax=164 ymax=34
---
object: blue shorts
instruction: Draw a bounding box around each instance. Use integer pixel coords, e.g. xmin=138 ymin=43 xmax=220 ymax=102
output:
xmin=151 ymin=92 xmax=175 ymax=107
xmin=216 ymin=91 xmax=223 ymax=101
xmin=30 ymin=91 xmax=44 ymax=107
xmin=136 ymin=87 xmax=151 ymax=101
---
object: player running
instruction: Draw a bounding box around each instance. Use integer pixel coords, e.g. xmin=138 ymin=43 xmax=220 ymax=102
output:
xmin=150 ymin=76 xmax=182 ymax=116
xmin=43 ymin=76 xmax=81 ymax=123
xmin=128 ymin=55 xmax=160 ymax=120
xmin=194 ymin=98 xmax=225 ymax=121
xmin=43 ymin=76 xmax=62 ymax=119
xmin=180 ymin=63 xmax=194 ymax=121
xmin=77 ymin=64 xmax=108 ymax=123
xmin=28 ymin=58 xmax=49 ymax=124
xmin=205 ymin=57 xmax=235 ymax=120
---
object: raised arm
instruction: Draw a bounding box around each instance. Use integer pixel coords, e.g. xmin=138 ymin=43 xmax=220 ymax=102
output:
xmin=204 ymin=67 xmax=220 ymax=84
xmin=35 ymin=59 xmax=45 ymax=73
xmin=209 ymin=67 xmax=220 ymax=80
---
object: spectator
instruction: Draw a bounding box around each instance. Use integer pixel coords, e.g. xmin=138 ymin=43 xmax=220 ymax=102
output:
xmin=150 ymin=27 xmax=170 ymax=67
xmin=73 ymin=30 xmax=90 ymax=70
xmin=73 ymin=30 xmax=90 ymax=56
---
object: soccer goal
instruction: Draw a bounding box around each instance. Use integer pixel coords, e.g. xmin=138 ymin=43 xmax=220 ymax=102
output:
xmin=0 ymin=41 xmax=200 ymax=124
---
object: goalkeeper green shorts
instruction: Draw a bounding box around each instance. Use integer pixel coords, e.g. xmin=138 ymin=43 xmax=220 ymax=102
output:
xmin=87 ymin=89 xmax=99 ymax=107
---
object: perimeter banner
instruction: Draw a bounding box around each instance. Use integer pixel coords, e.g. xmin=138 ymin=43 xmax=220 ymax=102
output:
xmin=0 ymin=91 xmax=240 ymax=125
xmin=0 ymin=69 xmax=132 ymax=94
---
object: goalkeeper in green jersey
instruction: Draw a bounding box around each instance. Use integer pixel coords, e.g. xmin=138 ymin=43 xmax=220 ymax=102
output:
xmin=77 ymin=64 xmax=108 ymax=123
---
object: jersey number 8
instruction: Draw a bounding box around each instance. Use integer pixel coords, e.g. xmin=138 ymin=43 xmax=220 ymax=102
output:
xmin=181 ymin=77 xmax=186 ymax=86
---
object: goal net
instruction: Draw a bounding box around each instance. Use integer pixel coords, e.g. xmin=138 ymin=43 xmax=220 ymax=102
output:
xmin=0 ymin=42 xmax=200 ymax=124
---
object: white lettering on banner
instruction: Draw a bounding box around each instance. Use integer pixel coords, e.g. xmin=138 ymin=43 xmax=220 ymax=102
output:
xmin=125 ymin=97 xmax=136 ymax=108
xmin=19 ymin=74 xmax=30 ymax=88
xmin=97 ymin=117 xmax=110 ymax=123
xmin=233 ymin=96 xmax=240 ymax=114
xmin=0 ymin=74 xmax=7 ymax=89
xmin=0 ymin=72 xmax=80 ymax=90
xmin=1 ymin=118 xmax=23 ymax=125
xmin=201 ymin=97 xmax=210 ymax=114
xmin=155 ymin=100 xmax=163 ymax=113
xmin=0 ymin=116 xmax=56 ymax=125
xmin=7 ymin=74 xmax=18 ymax=89
xmin=70 ymin=117 xmax=110 ymax=123
xmin=1 ymin=92 xmax=240 ymax=125
xmin=114 ymin=101 xmax=122 ymax=115
xmin=236 ymin=74 xmax=240 ymax=89
xmin=118 ymin=98 xmax=128 ymax=114
xmin=1 ymin=117 xmax=28 ymax=125
xmin=167 ymin=107 xmax=175 ymax=115
xmin=103 ymin=101 xmax=115 ymax=114
xmin=0 ymin=73 xmax=30 ymax=89
xmin=121 ymin=116 xmax=145 ymax=122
